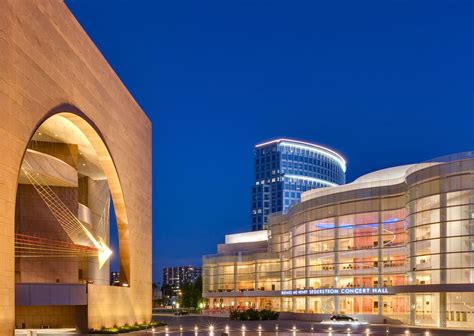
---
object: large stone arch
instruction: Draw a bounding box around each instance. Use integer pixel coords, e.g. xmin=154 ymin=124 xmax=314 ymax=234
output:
xmin=0 ymin=1 xmax=152 ymax=333
xmin=17 ymin=105 xmax=132 ymax=285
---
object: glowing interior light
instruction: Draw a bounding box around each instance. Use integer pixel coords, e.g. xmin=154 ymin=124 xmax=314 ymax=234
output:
xmin=316 ymin=218 xmax=400 ymax=229
xmin=97 ymin=236 xmax=113 ymax=269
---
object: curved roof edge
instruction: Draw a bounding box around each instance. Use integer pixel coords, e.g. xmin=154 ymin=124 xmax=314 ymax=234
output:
xmin=353 ymin=164 xmax=415 ymax=183
xmin=301 ymin=151 xmax=473 ymax=203
xmin=255 ymin=138 xmax=346 ymax=171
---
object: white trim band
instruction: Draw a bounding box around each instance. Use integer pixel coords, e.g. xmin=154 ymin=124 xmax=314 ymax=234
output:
xmin=283 ymin=174 xmax=338 ymax=187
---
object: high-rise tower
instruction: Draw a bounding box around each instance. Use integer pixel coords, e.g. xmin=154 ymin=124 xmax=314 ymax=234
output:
xmin=251 ymin=138 xmax=346 ymax=230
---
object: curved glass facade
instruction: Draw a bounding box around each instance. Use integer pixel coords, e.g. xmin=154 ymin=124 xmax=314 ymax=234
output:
xmin=205 ymin=152 xmax=474 ymax=328
xmin=252 ymin=139 xmax=346 ymax=230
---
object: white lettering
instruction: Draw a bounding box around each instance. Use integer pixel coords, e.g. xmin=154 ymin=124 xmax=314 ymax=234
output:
xmin=280 ymin=287 xmax=391 ymax=296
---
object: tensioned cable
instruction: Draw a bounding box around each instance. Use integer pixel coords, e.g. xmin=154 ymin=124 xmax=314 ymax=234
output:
xmin=19 ymin=159 xmax=112 ymax=267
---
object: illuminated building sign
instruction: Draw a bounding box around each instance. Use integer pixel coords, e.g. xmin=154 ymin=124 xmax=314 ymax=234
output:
xmin=280 ymin=287 xmax=392 ymax=296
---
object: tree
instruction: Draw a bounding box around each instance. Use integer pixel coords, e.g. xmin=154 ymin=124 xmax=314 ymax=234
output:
xmin=161 ymin=283 xmax=174 ymax=305
xmin=180 ymin=276 xmax=203 ymax=309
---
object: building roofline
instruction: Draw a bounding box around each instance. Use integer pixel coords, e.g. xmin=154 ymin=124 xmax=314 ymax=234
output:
xmin=255 ymin=138 xmax=346 ymax=171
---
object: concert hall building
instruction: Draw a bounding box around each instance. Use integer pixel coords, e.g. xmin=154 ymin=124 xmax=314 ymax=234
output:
xmin=203 ymin=152 xmax=474 ymax=329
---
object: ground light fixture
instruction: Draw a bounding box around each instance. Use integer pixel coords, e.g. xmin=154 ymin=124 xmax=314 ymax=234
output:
xmin=241 ymin=325 xmax=246 ymax=332
xmin=275 ymin=325 xmax=279 ymax=331
xmin=425 ymin=331 xmax=430 ymax=336
xmin=405 ymin=330 xmax=410 ymax=335
xmin=225 ymin=325 xmax=229 ymax=332
xmin=180 ymin=326 xmax=183 ymax=332
xmin=258 ymin=325 xmax=262 ymax=331
xmin=365 ymin=328 xmax=370 ymax=334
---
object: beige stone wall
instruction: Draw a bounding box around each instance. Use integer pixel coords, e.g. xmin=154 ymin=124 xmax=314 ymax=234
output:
xmin=16 ymin=184 xmax=79 ymax=284
xmin=15 ymin=305 xmax=80 ymax=329
xmin=0 ymin=0 xmax=152 ymax=333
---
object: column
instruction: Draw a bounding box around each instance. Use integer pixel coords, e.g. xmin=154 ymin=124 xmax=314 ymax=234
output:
xmin=378 ymin=209 xmax=384 ymax=316
xmin=234 ymin=253 xmax=240 ymax=291
xmin=305 ymin=297 xmax=309 ymax=314
xmin=305 ymin=222 xmax=310 ymax=313
xmin=255 ymin=261 xmax=259 ymax=291
xmin=439 ymin=191 xmax=447 ymax=326
xmin=410 ymin=293 xmax=416 ymax=325
xmin=334 ymin=208 xmax=340 ymax=313
xmin=440 ymin=293 xmax=447 ymax=328
xmin=439 ymin=192 xmax=447 ymax=284
xmin=408 ymin=199 xmax=417 ymax=325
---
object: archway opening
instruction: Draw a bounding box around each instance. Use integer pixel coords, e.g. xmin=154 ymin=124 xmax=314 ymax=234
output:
xmin=14 ymin=112 xmax=130 ymax=329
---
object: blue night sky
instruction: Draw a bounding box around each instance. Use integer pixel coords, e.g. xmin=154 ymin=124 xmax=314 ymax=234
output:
xmin=65 ymin=0 xmax=473 ymax=283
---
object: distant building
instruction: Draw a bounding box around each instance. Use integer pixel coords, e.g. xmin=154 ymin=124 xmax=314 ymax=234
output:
xmin=162 ymin=266 xmax=202 ymax=293
xmin=110 ymin=272 xmax=120 ymax=286
xmin=152 ymin=282 xmax=162 ymax=306
xmin=252 ymin=138 xmax=346 ymax=230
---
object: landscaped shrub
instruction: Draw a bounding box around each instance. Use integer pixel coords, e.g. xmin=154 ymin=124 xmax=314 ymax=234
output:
xmin=90 ymin=321 xmax=167 ymax=334
xmin=259 ymin=309 xmax=279 ymax=320
xmin=229 ymin=308 xmax=279 ymax=321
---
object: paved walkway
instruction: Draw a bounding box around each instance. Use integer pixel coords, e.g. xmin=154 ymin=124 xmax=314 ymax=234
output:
xmin=150 ymin=314 xmax=474 ymax=336
xmin=15 ymin=315 xmax=474 ymax=335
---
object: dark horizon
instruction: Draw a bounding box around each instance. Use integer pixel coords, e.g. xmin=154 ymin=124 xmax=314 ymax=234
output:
xmin=66 ymin=0 xmax=473 ymax=282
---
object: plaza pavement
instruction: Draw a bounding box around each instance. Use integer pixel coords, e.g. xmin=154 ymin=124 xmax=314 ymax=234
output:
xmin=148 ymin=314 xmax=474 ymax=336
